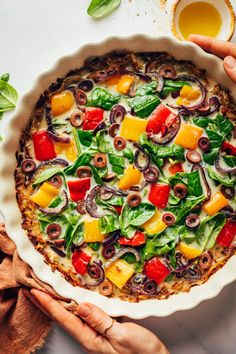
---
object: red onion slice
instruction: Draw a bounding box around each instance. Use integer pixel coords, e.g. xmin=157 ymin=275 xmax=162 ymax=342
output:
xmin=215 ymin=155 xmax=236 ymax=174
xmin=47 ymin=130 xmax=71 ymax=144
xmin=197 ymin=96 xmax=220 ymax=116
xmin=151 ymin=115 xmax=181 ymax=145
xmin=85 ymin=186 xmax=104 ymax=218
xmin=39 ymin=190 xmax=68 ymax=215
xmin=104 ymin=247 xmax=141 ymax=269
xmin=133 ymin=143 xmax=150 ymax=171
xmin=102 ymin=231 xmax=120 ymax=248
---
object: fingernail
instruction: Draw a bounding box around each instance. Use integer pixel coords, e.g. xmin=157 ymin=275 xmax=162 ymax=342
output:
xmin=225 ymin=56 xmax=236 ymax=69
xmin=77 ymin=304 xmax=90 ymax=318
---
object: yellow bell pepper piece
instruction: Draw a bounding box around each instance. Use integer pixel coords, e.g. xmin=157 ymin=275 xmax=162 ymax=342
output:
xmin=84 ymin=219 xmax=105 ymax=242
xmin=105 ymin=75 xmax=121 ymax=86
xmin=203 ymin=191 xmax=228 ymax=216
xmin=30 ymin=182 xmax=59 ymax=208
xmin=105 ymin=260 xmax=134 ymax=289
xmin=55 ymin=141 xmax=77 ymax=162
xmin=178 ymin=241 xmax=202 ymax=259
xmin=174 ymin=123 xmax=203 ymax=150
xmin=118 ymin=165 xmax=142 ymax=190
xmin=142 ymin=210 xmax=167 ymax=235
xmin=116 ymin=75 xmax=135 ymax=94
xmin=51 ymin=91 xmax=74 ymax=116
xmin=180 ymin=85 xmax=201 ymax=100
xmin=120 ymin=116 xmax=148 ymax=142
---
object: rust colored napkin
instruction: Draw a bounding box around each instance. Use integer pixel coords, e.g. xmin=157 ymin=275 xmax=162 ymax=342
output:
xmin=0 ymin=223 xmax=79 ymax=354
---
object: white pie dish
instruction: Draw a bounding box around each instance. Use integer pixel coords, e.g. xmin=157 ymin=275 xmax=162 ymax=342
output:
xmin=0 ymin=34 xmax=236 ymax=319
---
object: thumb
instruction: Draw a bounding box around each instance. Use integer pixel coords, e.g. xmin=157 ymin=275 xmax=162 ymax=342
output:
xmin=77 ymin=303 xmax=120 ymax=336
xmin=224 ymin=56 xmax=236 ymax=82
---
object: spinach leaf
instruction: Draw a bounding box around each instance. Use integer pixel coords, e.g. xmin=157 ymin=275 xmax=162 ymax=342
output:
xmin=139 ymin=133 xmax=185 ymax=163
xmin=32 ymin=167 xmax=62 ymax=186
xmin=194 ymin=114 xmax=233 ymax=138
xmin=123 ymin=148 xmax=134 ymax=163
xmin=135 ymin=81 xmax=157 ymax=96
xmin=203 ymin=129 xmax=224 ymax=165
xmin=108 ymin=153 xmax=125 ymax=176
xmin=120 ymin=203 xmax=155 ymax=238
xmin=88 ymin=242 xmax=100 ymax=251
xmin=96 ymin=129 xmax=113 ymax=153
xmin=210 ymin=114 xmax=233 ymax=138
xmin=88 ymin=163 xmax=103 ymax=185
xmin=0 ymin=79 xmax=18 ymax=112
xmin=99 ymin=214 xmax=120 ymax=234
xmin=64 ymin=153 xmax=91 ymax=175
xmin=196 ymin=213 xmax=226 ymax=250
xmin=127 ymin=95 xmax=160 ymax=118
xmin=65 ymin=221 xmax=84 ymax=256
xmin=206 ymin=166 xmax=236 ymax=187
xmin=87 ymin=0 xmax=121 ymax=18
xmin=160 ymin=80 xmax=188 ymax=97
xmin=141 ymin=226 xmax=182 ymax=260
xmin=193 ymin=116 xmax=212 ymax=128
xmin=77 ymin=130 xmax=94 ymax=147
xmin=166 ymin=195 xmax=205 ymax=223
xmin=223 ymin=155 xmax=236 ymax=168
xmin=87 ymin=87 xmax=120 ymax=110
xmin=169 ymin=170 xmax=203 ymax=197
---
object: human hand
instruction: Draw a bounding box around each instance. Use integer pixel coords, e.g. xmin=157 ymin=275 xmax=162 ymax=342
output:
xmin=25 ymin=289 xmax=169 ymax=354
xmin=188 ymin=34 xmax=236 ymax=83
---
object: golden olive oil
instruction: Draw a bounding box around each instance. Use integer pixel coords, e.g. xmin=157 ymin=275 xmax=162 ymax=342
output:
xmin=178 ymin=1 xmax=222 ymax=40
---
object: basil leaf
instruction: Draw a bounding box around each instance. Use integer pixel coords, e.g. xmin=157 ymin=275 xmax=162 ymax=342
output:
xmin=108 ymin=153 xmax=125 ymax=176
xmin=77 ymin=130 xmax=94 ymax=147
xmin=127 ymin=95 xmax=160 ymax=118
xmin=0 ymin=79 xmax=18 ymax=112
xmin=99 ymin=214 xmax=120 ymax=234
xmin=32 ymin=167 xmax=62 ymax=186
xmin=1 ymin=73 xmax=10 ymax=82
xmin=87 ymin=0 xmax=121 ymax=18
xmin=206 ymin=166 xmax=236 ymax=187
xmin=120 ymin=203 xmax=155 ymax=238
xmin=212 ymin=114 xmax=233 ymax=138
xmin=64 ymin=153 xmax=91 ymax=175
xmin=87 ymin=87 xmax=120 ymax=110
xmin=196 ymin=213 xmax=226 ymax=250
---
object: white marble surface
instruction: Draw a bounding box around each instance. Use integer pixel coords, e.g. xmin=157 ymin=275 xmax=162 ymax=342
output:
xmin=0 ymin=1 xmax=236 ymax=353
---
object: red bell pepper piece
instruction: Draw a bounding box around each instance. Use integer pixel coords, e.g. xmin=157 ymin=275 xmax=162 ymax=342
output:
xmin=144 ymin=257 xmax=170 ymax=285
xmin=146 ymin=104 xmax=177 ymax=134
xmin=114 ymin=205 xmax=122 ymax=215
xmin=72 ymin=250 xmax=91 ymax=275
xmin=221 ymin=141 xmax=236 ymax=157
xmin=216 ymin=221 xmax=236 ymax=247
xmin=82 ymin=108 xmax=104 ymax=131
xmin=68 ymin=178 xmax=91 ymax=201
xmin=169 ymin=162 xmax=184 ymax=175
xmin=32 ymin=131 xmax=56 ymax=161
xmin=119 ymin=231 xmax=146 ymax=246
xmin=148 ymin=183 xmax=170 ymax=209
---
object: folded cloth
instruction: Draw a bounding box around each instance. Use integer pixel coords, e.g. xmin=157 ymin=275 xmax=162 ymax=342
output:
xmin=0 ymin=223 xmax=79 ymax=354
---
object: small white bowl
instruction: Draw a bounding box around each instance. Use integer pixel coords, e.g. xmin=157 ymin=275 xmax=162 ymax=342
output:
xmin=170 ymin=0 xmax=235 ymax=41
